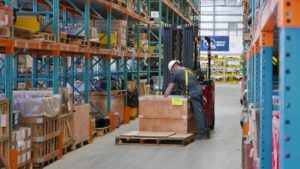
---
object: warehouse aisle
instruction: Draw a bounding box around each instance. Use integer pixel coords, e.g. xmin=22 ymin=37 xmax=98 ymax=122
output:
xmin=46 ymin=84 xmax=242 ymax=169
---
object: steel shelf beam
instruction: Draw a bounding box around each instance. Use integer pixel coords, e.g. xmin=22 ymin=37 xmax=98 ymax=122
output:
xmin=259 ymin=31 xmax=273 ymax=169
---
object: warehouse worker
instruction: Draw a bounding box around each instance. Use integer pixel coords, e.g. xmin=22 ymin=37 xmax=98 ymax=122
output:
xmin=164 ymin=60 xmax=210 ymax=139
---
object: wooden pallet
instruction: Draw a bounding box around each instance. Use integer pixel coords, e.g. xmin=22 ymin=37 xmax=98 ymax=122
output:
xmin=59 ymin=37 xmax=70 ymax=44
xmin=113 ymin=46 xmax=127 ymax=51
xmin=70 ymin=39 xmax=89 ymax=46
xmin=32 ymin=33 xmax=56 ymax=43
xmin=0 ymin=27 xmax=10 ymax=38
xmin=115 ymin=131 xmax=194 ymax=146
xmin=94 ymin=127 xmax=110 ymax=137
xmin=13 ymin=26 xmax=33 ymax=39
xmin=113 ymin=0 xmax=127 ymax=7
xmin=62 ymin=144 xmax=73 ymax=155
xmin=72 ymin=139 xmax=90 ymax=150
xmin=18 ymin=162 xmax=32 ymax=169
xmin=32 ymin=155 xmax=59 ymax=169
xmin=89 ymin=41 xmax=101 ymax=48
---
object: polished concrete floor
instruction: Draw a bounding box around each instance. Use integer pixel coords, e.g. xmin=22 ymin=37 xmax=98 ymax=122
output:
xmin=46 ymin=84 xmax=242 ymax=169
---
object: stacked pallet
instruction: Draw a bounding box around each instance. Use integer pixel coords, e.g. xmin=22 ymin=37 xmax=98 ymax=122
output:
xmin=94 ymin=20 xmax=127 ymax=51
xmin=0 ymin=99 xmax=10 ymax=169
xmin=139 ymin=96 xmax=196 ymax=134
xmin=12 ymin=127 xmax=32 ymax=169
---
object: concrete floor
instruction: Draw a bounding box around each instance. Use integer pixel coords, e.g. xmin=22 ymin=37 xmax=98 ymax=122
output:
xmin=46 ymin=84 xmax=242 ymax=169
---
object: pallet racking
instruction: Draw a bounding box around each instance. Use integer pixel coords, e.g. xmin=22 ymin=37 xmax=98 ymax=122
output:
xmin=0 ymin=1 xmax=201 ymax=166
xmin=243 ymin=0 xmax=300 ymax=168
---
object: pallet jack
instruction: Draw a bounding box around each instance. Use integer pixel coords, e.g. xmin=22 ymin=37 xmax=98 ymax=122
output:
xmin=162 ymin=25 xmax=215 ymax=129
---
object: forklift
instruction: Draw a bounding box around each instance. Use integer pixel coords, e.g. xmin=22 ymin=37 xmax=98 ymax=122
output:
xmin=200 ymin=37 xmax=215 ymax=129
xmin=162 ymin=25 xmax=215 ymax=129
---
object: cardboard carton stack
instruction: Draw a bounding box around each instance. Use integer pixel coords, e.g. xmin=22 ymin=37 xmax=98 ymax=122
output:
xmin=95 ymin=20 xmax=127 ymax=50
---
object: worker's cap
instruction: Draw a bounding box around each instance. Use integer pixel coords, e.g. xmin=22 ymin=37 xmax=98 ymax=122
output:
xmin=168 ymin=60 xmax=180 ymax=72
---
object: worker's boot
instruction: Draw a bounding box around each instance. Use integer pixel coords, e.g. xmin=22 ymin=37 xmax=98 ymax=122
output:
xmin=195 ymin=131 xmax=210 ymax=140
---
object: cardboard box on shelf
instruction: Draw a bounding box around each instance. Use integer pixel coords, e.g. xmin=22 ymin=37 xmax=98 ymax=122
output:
xmin=0 ymin=6 xmax=13 ymax=27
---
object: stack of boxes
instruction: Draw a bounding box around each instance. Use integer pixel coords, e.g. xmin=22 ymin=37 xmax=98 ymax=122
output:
xmin=95 ymin=20 xmax=127 ymax=50
xmin=12 ymin=127 xmax=32 ymax=168
xmin=139 ymin=33 xmax=149 ymax=52
xmin=0 ymin=5 xmax=13 ymax=37
xmin=0 ymin=6 xmax=13 ymax=27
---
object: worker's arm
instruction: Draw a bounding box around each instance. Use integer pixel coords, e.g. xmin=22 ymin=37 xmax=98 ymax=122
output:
xmin=164 ymin=83 xmax=175 ymax=97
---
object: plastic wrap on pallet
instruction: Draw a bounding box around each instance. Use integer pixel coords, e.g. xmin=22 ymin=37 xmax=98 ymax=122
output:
xmin=11 ymin=94 xmax=61 ymax=117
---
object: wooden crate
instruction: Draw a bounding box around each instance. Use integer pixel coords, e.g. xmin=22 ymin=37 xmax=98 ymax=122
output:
xmin=59 ymin=88 xmax=74 ymax=115
xmin=0 ymin=99 xmax=9 ymax=139
xmin=0 ymin=99 xmax=10 ymax=169
xmin=11 ymin=127 xmax=32 ymax=169
xmin=58 ymin=113 xmax=74 ymax=154
xmin=139 ymin=96 xmax=196 ymax=134
xmin=90 ymin=90 xmax=126 ymax=123
xmin=21 ymin=116 xmax=61 ymax=168
xmin=73 ymin=104 xmax=90 ymax=148
xmin=0 ymin=138 xmax=10 ymax=169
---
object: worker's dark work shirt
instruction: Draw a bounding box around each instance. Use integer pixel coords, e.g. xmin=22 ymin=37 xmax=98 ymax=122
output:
xmin=170 ymin=68 xmax=199 ymax=93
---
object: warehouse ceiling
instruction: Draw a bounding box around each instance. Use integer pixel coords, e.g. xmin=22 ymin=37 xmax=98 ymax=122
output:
xmin=200 ymin=0 xmax=243 ymax=36
xmin=201 ymin=0 xmax=242 ymax=6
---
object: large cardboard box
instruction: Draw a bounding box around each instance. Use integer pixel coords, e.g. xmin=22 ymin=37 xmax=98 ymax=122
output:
xmin=139 ymin=96 xmax=196 ymax=133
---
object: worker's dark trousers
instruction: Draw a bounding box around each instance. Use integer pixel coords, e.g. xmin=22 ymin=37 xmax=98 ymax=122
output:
xmin=189 ymin=86 xmax=209 ymax=134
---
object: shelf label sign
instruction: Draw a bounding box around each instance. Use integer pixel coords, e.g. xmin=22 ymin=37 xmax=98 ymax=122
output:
xmin=172 ymin=98 xmax=183 ymax=106
xmin=200 ymin=36 xmax=229 ymax=51
xmin=151 ymin=11 xmax=159 ymax=18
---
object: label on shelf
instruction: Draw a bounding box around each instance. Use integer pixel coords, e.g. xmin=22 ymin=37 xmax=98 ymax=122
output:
xmin=151 ymin=11 xmax=159 ymax=18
